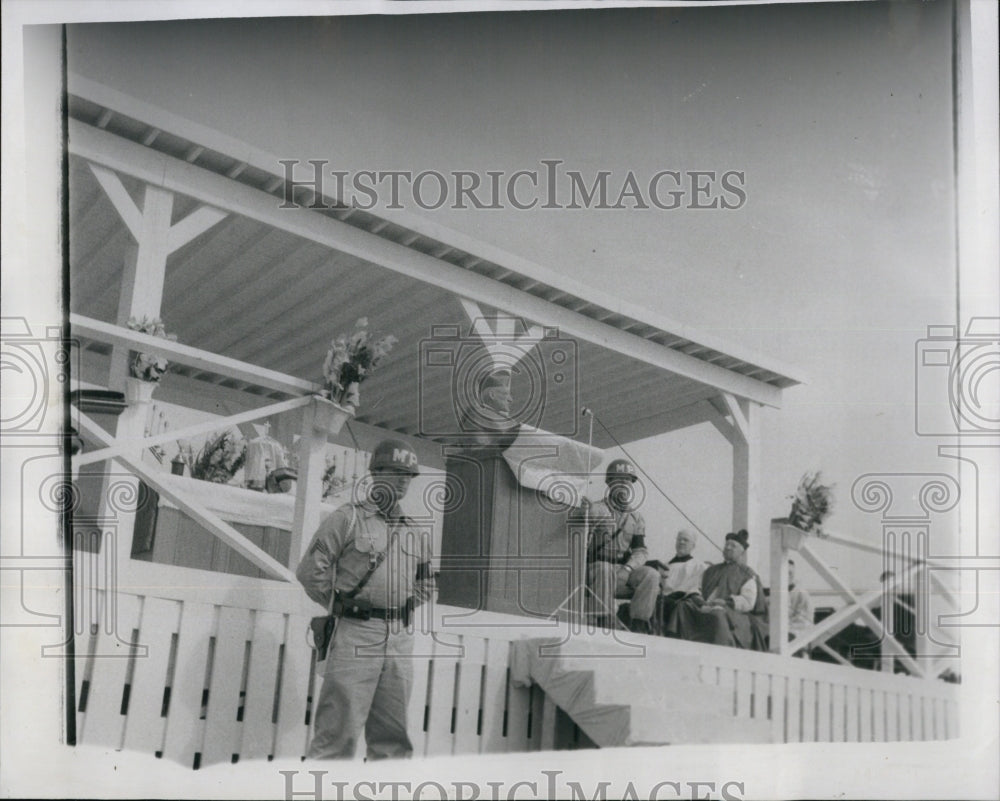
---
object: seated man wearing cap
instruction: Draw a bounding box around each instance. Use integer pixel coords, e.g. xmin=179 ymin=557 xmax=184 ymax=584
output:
xmin=296 ymin=438 xmax=435 ymax=759
xmin=584 ymin=458 xmax=660 ymax=633
xmin=664 ymin=529 xmax=769 ymax=650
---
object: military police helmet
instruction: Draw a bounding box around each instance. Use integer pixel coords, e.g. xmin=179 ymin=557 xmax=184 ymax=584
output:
xmin=605 ymin=458 xmax=638 ymax=483
xmin=369 ymin=438 xmax=420 ymax=475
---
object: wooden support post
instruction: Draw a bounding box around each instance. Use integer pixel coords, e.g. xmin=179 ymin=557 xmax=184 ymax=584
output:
xmin=83 ymin=168 xmax=227 ymax=573
xmin=730 ymin=397 xmax=759 ymax=533
xmin=769 ymin=520 xmax=791 ymax=655
xmin=725 ymin=394 xmax=763 ymax=577
xmin=290 ymin=397 xmax=352 ymax=568
xmin=108 ymin=185 xmax=174 ymax=392
xmin=87 ymin=163 xmax=228 ymax=392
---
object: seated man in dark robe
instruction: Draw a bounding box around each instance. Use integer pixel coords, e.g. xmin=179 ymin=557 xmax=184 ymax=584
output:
xmin=664 ymin=529 xmax=769 ymax=650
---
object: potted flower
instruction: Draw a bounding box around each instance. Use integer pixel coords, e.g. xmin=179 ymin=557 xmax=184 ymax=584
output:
xmin=321 ymin=317 xmax=397 ymax=414
xmin=125 ymin=316 xmax=177 ymax=404
xmin=178 ymin=431 xmax=247 ymax=484
xmin=786 ymin=471 xmax=834 ymax=534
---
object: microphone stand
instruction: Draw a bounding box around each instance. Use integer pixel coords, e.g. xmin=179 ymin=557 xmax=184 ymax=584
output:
xmin=579 ymin=408 xmax=595 ymax=626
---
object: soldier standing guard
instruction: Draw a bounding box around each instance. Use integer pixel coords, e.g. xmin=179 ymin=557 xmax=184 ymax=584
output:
xmin=296 ymin=438 xmax=434 ymax=759
xmin=585 ymin=458 xmax=660 ymax=632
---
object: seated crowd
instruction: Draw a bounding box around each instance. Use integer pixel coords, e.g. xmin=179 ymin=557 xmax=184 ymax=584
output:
xmin=584 ymin=458 xmax=778 ymax=652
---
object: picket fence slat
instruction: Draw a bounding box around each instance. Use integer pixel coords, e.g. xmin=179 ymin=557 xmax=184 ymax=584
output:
xmin=425 ymin=634 xmax=462 ymax=755
xmin=80 ymin=592 xmax=142 ymax=750
xmin=845 ymin=685 xmax=859 ymax=742
xmin=872 ymin=690 xmax=886 ymax=742
xmin=831 ymin=684 xmax=846 ymax=742
xmin=478 ymin=638 xmax=511 ymax=754
xmin=885 ymin=692 xmax=899 ymax=742
xmin=161 ymin=601 xmax=216 ymax=767
xmin=407 ymin=631 xmax=433 ymax=758
xmin=801 ymin=680 xmax=817 ymax=743
xmin=202 ymin=607 xmax=252 ymax=766
xmin=768 ymin=675 xmax=786 ymax=743
xmin=122 ymin=596 xmax=179 ymax=754
xmin=453 ymin=636 xmax=487 ymax=755
xmin=239 ymin=610 xmax=285 ymax=760
xmin=859 ymin=688 xmax=873 ymax=742
xmin=272 ymin=614 xmax=313 ymax=760
xmin=785 ymin=677 xmax=801 ymax=743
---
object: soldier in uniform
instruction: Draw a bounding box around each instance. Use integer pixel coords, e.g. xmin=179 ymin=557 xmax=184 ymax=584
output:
xmin=584 ymin=458 xmax=660 ymax=632
xmin=296 ymin=438 xmax=434 ymax=759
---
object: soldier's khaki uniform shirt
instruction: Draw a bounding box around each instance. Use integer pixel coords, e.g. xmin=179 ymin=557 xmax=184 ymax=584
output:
xmin=296 ymin=499 xmax=434 ymax=611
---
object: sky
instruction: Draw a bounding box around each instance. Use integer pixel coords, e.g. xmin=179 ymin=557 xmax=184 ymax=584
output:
xmin=64 ymin=2 xmax=961 ymax=589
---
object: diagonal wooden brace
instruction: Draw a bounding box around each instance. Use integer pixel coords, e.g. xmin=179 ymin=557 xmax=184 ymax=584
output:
xmin=76 ymin=410 xmax=296 ymax=582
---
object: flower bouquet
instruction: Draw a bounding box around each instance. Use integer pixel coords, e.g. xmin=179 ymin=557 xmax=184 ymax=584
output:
xmin=787 ymin=471 xmax=834 ymax=533
xmin=127 ymin=316 xmax=177 ymax=383
xmin=321 ymin=455 xmax=347 ymax=499
xmin=321 ymin=317 xmax=397 ymax=413
xmin=179 ymin=431 xmax=248 ymax=484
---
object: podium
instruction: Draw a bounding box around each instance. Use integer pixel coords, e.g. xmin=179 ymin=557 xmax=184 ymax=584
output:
xmin=437 ymin=447 xmax=580 ymax=618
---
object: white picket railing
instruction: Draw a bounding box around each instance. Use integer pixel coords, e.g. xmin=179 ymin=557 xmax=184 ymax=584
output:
xmin=72 ymin=559 xmax=958 ymax=769
xmin=72 ymin=566 xmax=556 ymax=767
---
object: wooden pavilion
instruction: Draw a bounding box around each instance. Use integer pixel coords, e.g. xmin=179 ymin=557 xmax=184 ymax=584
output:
xmin=66 ymin=75 xmax=959 ymax=767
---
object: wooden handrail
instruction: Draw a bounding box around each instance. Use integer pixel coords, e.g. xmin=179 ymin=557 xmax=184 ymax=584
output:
xmin=76 ymin=409 xmax=296 ymax=582
xmin=73 ymin=395 xmax=312 ymax=467
xmin=769 ymin=519 xmax=957 ymax=679
xmin=71 ymin=313 xmax=320 ymax=396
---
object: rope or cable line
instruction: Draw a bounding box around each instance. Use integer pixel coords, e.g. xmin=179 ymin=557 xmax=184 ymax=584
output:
xmin=591 ymin=412 xmax=723 ymax=554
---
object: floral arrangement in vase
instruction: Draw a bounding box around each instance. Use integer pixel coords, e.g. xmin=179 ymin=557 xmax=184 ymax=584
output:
xmin=127 ymin=316 xmax=177 ymax=383
xmin=321 ymin=454 xmax=347 ymax=499
xmin=178 ymin=431 xmax=247 ymax=484
xmin=787 ymin=471 xmax=834 ymax=533
xmin=322 ymin=317 xmax=397 ymax=413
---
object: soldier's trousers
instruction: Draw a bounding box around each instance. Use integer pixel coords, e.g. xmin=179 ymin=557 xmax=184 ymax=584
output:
xmin=308 ymin=616 xmax=414 ymax=760
xmin=586 ymin=562 xmax=660 ymax=622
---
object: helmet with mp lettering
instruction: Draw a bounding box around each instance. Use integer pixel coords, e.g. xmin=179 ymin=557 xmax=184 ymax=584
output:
xmin=369 ymin=438 xmax=420 ymax=475
xmin=605 ymin=458 xmax=638 ymax=484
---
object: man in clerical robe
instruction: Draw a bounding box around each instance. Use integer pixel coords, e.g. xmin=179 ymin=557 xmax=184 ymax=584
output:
xmin=664 ymin=529 xmax=769 ymax=650
xmin=652 ymin=529 xmax=709 ymax=635
xmin=585 ymin=459 xmax=660 ymax=632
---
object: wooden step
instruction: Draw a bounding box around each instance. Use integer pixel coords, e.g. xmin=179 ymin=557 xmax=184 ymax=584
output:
xmin=556 ymin=652 xmax=702 ymax=684
xmin=627 ymin=704 xmax=774 ymax=746
xmin=582 ymin=663 xmax=731 ymax=717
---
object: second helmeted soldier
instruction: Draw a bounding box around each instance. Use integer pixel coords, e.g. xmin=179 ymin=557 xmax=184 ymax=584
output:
xmin=585 ymin=458 xmax=660 ymax=632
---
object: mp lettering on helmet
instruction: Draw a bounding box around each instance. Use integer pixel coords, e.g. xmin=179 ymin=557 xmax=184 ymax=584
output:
xmin=393 ymin=448 xmax=418 ymax=468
